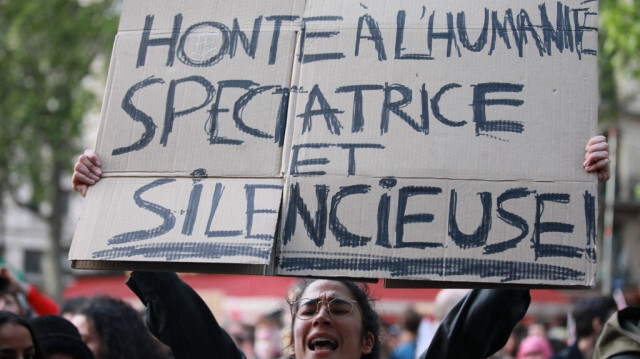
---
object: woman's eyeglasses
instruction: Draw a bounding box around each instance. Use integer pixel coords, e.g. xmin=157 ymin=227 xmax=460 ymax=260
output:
xmin=289 ymin=297 xmax=358 ymax=320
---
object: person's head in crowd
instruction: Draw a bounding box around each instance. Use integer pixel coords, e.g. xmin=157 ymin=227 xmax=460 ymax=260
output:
xmin=573 ymin=295 xmax=617 ymax=340
xmin=517 ymin=335 xmax=553 ymax=359
xmin=378 ymin=321 xmax=400 ymax=359
xmin=573 ymin=296 xmax=617 ymax=345
xmin=59 ymin=298 xmax=89 ymax=318
xmin=570 ymin=295 xmax=617 ymax=359
xmin=286 ymin=279 xmax=380 ymax=359
xmin=527 ymin=322 xmax=547 ymax=338
xmin=0 ymin=311 xmax=44 ymax=359
xmin=594 ymin=306 xmax=640 ymax=359
xmin=30 ymin=315 xmax=94 ymax=359
xmin=227 ymin=319 xmax=256 ymax=359
xmin=0 ymin=278 xmax=25 ymax=317
xmin=62 ymin=295 xmax=167 ymax=359
xmin=433 ymin=289 xmax=469 ymax=321
xmin=255 ymin=313 xmax=283 ymax=359
xmin=397 ymin=307 xmax=421 ymax=339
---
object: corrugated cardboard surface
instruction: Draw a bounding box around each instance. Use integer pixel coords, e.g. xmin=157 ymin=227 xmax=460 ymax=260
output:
xmin=71 ymin=0 xmax=599 ymax=287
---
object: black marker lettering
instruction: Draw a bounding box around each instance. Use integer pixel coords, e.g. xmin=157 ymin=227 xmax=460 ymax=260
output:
xmin=273 ymin=86 xmax=289 ymax=147
xmin=265 ymin=15 xmax=299 ymax=65
xmin=395 ymin=186 xmax=442 ymax=249
xmin=229 ymin=16 xmax=262 ymax=59
xmin=472 ymin=82 xmax=524 ymax=136
xmin=573 ymin=8 xmax=598 ymax=58
xmin=532 ymin=193 xmax=578 ymax=259
xmin=113 ymin=76 xmax=163 ymax=155
xmin=448 ymin=190 xmax=492 ymax=249
xmin=245 ymin=184 xmax=282 ymax=240
xmin=109 ymin=179 xmax=176 ymax=244
xmin=298 ymin=84 xmax=344 ymax=135
xmin=428 ymin=12 xmax=461 ymax=58
xmin=457 ymin=9 xmax=489 ymax=52
xmin=382 ymin=83 xmax=428 ymax=135
xmin=282 ymin=182 xmax=329 ymax=247
xmin=583 ymin=191 xmax=597 ymax=261
xmin=207 ymin=80 xmax=258 ymax=145
xmin=335 ymin=84 xmax=384 ymax=133
xmin=137 ymin=14 xmax=182 ymax=68
xmin=395 ymin=11 xmax=432 ymax=60
xmin=431 ymin=83 xmax=464 ymax=127
xmin=484 ymin=187 xmax=533 ymax=255
xmin=539 ymin=3 xmax=574 ymax=56
xmin=489 ymin=10 xmax=513 ymax=55
xmin=514 ymin=10 xmax=544 ymax=57
xmin=161 ymin=75 xmax=215 ymax=147
xmin=355 ymin=14 xmax=387 ymax=61
xmin=233 ymin=85 xmax=278 ymax=139
xmin=289 ymin=143 xmax=384 ymax=176
xmin=178 ymin=21 xmax=230 ymax=67
xmin=205 ymin=183 xmax=243 ymax=238
xmin=329 ymin=185 xmax=372 ymax=247
xmin=375 ymin=178 xmax=397 ymax=248
xmin=299 ymin=16 xmax=345 ymax=63
xmin=182 ymin=173 xmax=206 ymax=236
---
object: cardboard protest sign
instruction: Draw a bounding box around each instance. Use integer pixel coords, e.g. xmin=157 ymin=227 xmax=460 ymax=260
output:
xmin=70 ymin=0 xmax=599 ymax=287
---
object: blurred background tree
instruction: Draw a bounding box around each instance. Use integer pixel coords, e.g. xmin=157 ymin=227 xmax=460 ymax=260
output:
xmin=0 ymin=0 xmax=118 ymax=300
xmin=599 ymin=0 xmax=640 ymax=120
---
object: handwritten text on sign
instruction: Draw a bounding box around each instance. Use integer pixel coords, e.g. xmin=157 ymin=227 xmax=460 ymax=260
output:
xmin=70 ymin=0 xmax=599 ymax=286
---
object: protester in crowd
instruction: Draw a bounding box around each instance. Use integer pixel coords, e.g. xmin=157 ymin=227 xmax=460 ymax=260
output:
xmin=489 ymin=327 xmax=522 ymax=359
xmin=227 ymin=319 xmax=257 ymax=359
xmin=594 ymin=306 xmax=640 ymax=359
xmin=61 ymin=295 xmax=170 ymax=359
xmin=517 ymin=336 xmax=554 ymax=359
xmin=0 ymin=276 xmax=27 ymax=317
xmin=126 ymin=271 xmax=530 ymax=359
xmin=30 ymin=314 xmax=94 ymax=359
xmin=527 ymin=322 xmax=548 ymax=338
xmin=60 ymin=297 xmax=90 ymax=318
xmin=0 ymin=311 xmax=45 ymax=359
xmin=390 ymin=307 xmax=421 ymax=359
xmin=0 ymin=266 xmax=59 ymax=317
xmin=379 ymin=320 xmax=401 ymax=359
xmin=72 ymin=135 xmax=611 ymax=359
xmin=414 ymin=288 xmax=469 ymax=357
xmin=552 ymin=295 xmax=617 ymax=359
xmin=254 ymin=313 xmax=284 ymax=359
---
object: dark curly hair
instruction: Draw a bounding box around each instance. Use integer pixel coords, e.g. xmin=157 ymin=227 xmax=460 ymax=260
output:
xmin=286 ymin=279 xmax=381 ymax=359
xmin=0 ymin=311 xmax=45 ymax=359
xmin=63 ymin=295 xmax=168 ymax=359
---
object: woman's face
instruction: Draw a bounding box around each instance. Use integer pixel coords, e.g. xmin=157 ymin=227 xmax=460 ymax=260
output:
xmin=0 ymin=294 xmax=23 ymax=316
xmin=0 ymin=322 xmax=37 ymax=359
xmin=292 ymin=280 xmax=374 ymax=359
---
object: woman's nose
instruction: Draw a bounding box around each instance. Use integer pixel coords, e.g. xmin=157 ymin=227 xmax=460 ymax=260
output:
xmin=312 ymin=303 xmax=332 ymax=325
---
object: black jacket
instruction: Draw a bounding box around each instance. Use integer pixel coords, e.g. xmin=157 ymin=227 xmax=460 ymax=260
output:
xmin=127 ymin=271 xmax=530 ymax=359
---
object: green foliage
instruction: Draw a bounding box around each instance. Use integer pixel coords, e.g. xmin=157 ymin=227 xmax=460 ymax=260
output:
xmin=0 ymin=0 xmax=118 ymax=214
xmin=599 ymin=0 xmax=640 ymax=119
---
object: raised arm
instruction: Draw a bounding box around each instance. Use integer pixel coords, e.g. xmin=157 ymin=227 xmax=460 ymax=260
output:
xmin=127 ymin=271 xmax=246 ymax=359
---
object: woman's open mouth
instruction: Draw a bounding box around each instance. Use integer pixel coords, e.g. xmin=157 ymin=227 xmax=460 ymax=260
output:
xmin=308 ymin=337 xmax=338 ymax=352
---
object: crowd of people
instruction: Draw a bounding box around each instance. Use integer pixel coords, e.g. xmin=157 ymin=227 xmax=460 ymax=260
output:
xmin=0 ymin=263 xmax=638 ymax=359
xmin=1 ymin=137 xmax=637 ymax=358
